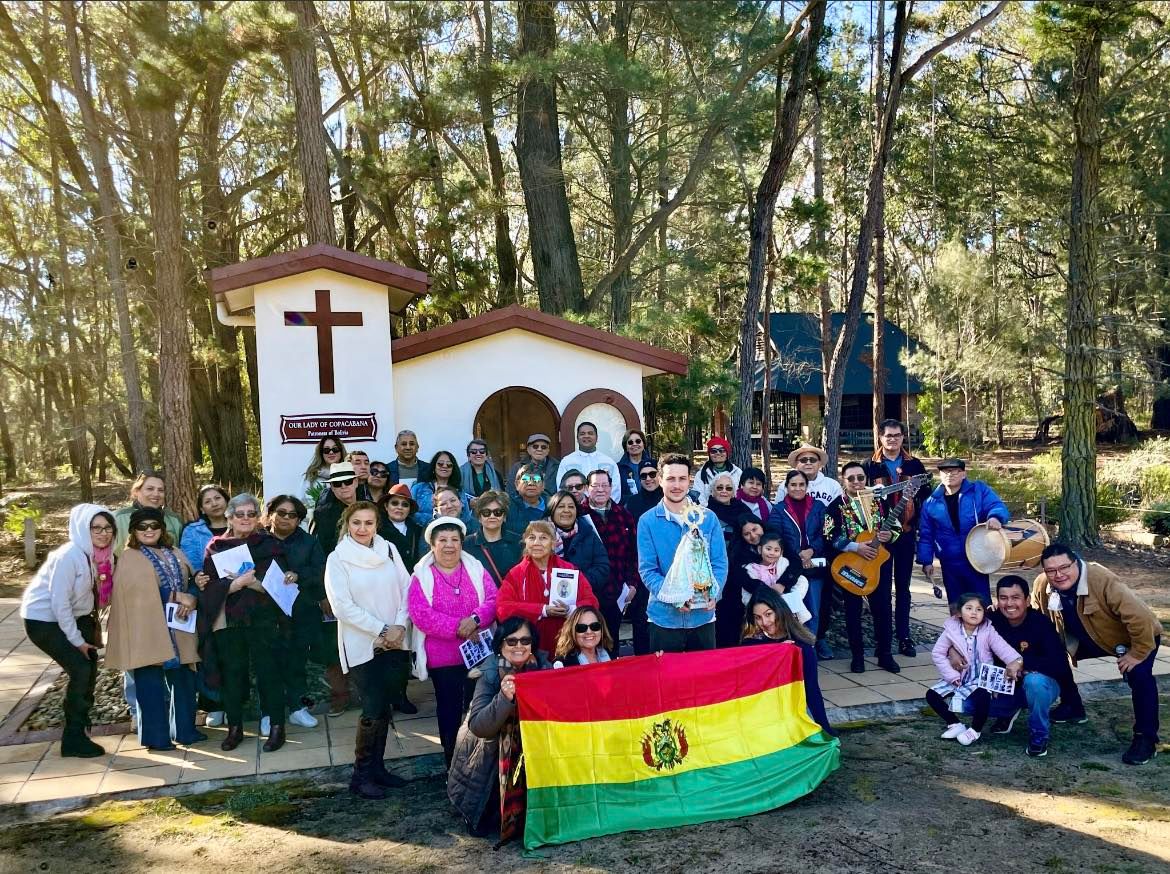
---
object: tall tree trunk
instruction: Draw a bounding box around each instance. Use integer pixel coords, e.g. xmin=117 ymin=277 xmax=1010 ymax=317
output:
xmin=871 ymin=0 xmax=888 ymax=447
xmin=606 ymin=0 xmax=634 ymax=327
xmin=59 ymin=1 xmax=151 ymax=471
xmin=1060 ymin=16 xmax=1103 ymax=549
xmin=815 ymin=95 xmax=833 ymax=393
xmin=145 ymin=65 xmax=198 ymax=520
xmin=731 ymin=2 xmax=826 ymax=468
xmin=514 ymin=0 xmax=585 ymax=314
xmin=283 ymin=0 xmax=334 ymax=246
xmin=0 ymin=372 xmax=15 ymax=481
xmin=472 ymin=0 xmax=518 ymax=303
xmin=822 ymin=1 xmax=1006 ymax=473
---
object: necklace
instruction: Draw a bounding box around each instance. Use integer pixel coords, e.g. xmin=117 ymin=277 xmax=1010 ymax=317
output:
xmin=437 ymin=563 xmax=461 ymax=595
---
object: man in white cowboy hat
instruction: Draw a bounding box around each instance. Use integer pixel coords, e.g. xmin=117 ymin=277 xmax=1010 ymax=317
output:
xmin=310 ymin=462 xmax=360 ymax=556
xmin=777 ymin=443 xmax=843 ymax=508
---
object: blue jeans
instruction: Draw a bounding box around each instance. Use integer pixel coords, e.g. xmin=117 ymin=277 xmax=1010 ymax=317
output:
xmin=803 ymin=571 xmax=825 ymax=637
xmin=133 ymin=664 xmax=199 ymax=749
xmin=1018 ymin=673 xmax=1061 ymax=744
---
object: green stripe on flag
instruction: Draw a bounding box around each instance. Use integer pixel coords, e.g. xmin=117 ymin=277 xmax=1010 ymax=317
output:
xmin=523 ymin=732 xmax=840 ymax=849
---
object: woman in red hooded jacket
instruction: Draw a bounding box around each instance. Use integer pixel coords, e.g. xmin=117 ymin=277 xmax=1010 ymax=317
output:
xmin=496 ymin=520 xmax=598 ymax=655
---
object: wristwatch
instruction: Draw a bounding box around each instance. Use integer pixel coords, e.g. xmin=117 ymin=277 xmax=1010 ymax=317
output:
xmin=472 ymin=613 xmax=482 ymax=627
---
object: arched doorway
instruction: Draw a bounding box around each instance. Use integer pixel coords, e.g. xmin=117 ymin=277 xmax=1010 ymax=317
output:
xmin=474 ymin=387 xmax=561 ymax=471
xmin=559 ymin=388 xmax=641 ymax=461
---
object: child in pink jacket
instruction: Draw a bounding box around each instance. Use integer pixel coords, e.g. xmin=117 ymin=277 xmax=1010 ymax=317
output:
xmin=926 ymin=593 xmax=1023 ymax=746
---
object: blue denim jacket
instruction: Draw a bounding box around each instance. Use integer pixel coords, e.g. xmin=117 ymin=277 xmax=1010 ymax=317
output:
xmin=637 ymin=503 xmax=728 ymax=629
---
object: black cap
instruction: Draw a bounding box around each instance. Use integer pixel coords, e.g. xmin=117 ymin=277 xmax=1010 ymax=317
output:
xmin=937 ymin=457 xmax=966 ymax=470
xmin=129 ymin=506 xmax=165 ymax=529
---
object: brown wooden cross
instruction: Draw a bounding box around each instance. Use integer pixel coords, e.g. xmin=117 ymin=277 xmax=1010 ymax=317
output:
xmin=284 ymin=289 xmax=363 ymax=394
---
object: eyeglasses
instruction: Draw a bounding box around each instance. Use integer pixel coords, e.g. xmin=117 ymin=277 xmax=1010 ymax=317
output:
xmin=565 ymin=483 xmax=585 ymax=492
xmin=331 ymin=479 xmax=356 ymax=488
xmin=273 ymin=509 xmax=300 ymax=519
xmin=529 ymin=442 xmax=549 ymax=450
xmin=503 ymin=636 xmax=533 ymax=647
xmin=626 ymin=438 xmax=643 ymax=445
xmin=480 ymin=508 xmax=505 ymax=518
xmin=520 ymin=474 xmax=543 ymax=484
xmin=714 ymin=484 xmax=734 ymax=491
xmin=639 ymin=471 xmax=657 ymax=480
xmin=90 ymin=524 xmax=114 ymax=533
xmin=387 ymin=499 xmax=410 ymax=509
xmin=133 ymin=522 xmax=162 ymax=532
xmin=468 ymin=447 xmax=487 ymax=455
xmin=1044 ymin=561 xmax=1076 ymax=577
xmin=233 ymin=510 xmax=259 ymax=518
xmin=574 ymin=622 xmax=602 ymax=633
xmin=369 ymin=469 xmax=388 ymax=477
xmin=709 ymin=447 xmax=727 ymax=455
xmin=797 ymin=456 xmax=820 ymax=464
xmin=323 ymin=446 xmax=342 ymax=455
xmin=844 ymin=475 xmax=867 ymax=483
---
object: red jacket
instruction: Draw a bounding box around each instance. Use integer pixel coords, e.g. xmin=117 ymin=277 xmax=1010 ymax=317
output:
xmin=497 ymin=554 xmax=598 ymax=653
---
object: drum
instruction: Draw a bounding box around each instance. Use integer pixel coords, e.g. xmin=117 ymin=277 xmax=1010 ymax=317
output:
xmin=965 ymin=523 xmax=1009 ymax=574
xmin=1000 ymin=518 xmax=1050 ymax=570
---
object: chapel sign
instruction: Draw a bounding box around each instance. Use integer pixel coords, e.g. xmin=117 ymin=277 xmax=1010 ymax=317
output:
xmin=280 ymin=413 xmax=378 ymax=444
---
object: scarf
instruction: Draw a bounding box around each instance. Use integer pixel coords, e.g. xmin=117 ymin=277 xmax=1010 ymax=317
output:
xmin=93 ymin=544 xmax=115 ymax=608
xmin=141 ymin=546 xmax=186 ymax=669
xmin=736 ymin=489 xmax=770 ymax=521
xmin=745 ymin=561 xmax=781 ymax=587
xmin=553 ymin=521 xmax=578 ymax=556
xmin=522 ymin=556 xmax=554 ymax=600
xmin=784 ymin=495 xmax=813 ymax=549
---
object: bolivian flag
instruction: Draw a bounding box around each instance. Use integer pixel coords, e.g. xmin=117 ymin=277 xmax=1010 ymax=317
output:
xmin=516 ymin=643 xmax=840 ymax=848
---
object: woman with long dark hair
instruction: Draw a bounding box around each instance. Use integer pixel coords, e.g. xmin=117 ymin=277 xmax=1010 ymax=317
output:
xmin=412 ymin=450 xmax=464 ymax=524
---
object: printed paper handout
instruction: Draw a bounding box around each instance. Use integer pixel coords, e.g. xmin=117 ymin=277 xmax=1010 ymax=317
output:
xmin=211 ymin=543 xmax=254 ymax=580
xmin=459 ymin=628 xmax=495 ymax=669
xmin=261 ymin=561 xmax=299 ymax=617
xmin=975 ymin=663 xmax=1016 ymax=696
xmin=550 ymin=568 xmax=579 ymax=609
xmin=165 ymin=602 xmax=197 ymax=633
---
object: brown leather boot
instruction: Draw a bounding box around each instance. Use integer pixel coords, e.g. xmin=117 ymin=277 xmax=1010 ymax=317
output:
xmin=262 ymin=722 xmax=286 ymax=753
xmin=221 ymin=724 xmax=245 ymax=751
xmin=369 ymin=717 xmax=405 ymax=788
xmin=349 ymin=718 xmax=387 ymax=800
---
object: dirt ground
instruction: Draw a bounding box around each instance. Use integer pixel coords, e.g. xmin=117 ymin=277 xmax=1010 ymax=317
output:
xmin=1 ymin=697 xmax=1166 ymax=874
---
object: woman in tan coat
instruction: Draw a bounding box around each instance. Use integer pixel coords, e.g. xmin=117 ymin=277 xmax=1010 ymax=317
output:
xmin=106 ymin=507 xmax=203 ymax=750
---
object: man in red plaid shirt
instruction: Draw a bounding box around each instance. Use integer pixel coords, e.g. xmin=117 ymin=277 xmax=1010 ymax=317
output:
xmin=583 ymin=469 xmax=640 ymax=656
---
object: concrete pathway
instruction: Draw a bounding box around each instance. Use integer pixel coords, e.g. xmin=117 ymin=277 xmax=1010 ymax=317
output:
xmin=1 ymin=575 xmax=1167 ymax=813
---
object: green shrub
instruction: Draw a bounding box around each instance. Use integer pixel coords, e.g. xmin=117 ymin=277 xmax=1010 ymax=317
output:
xmin=1141 ymin=501 xmax=1170 ymax=537
xmin=1 ymin=502 xmax=41 ymax=537
xmin=1100 ymin=438 xmax=1170 ymax=506
xmin=1139 ymin=464 xmax=1170 ymax=506
xmin=1049 ymin=483 xmax=1129 ymax=527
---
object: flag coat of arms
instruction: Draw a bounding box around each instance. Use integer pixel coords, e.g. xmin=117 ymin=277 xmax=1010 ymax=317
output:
xmin=516 ymin=644 xmax=840 ymax=848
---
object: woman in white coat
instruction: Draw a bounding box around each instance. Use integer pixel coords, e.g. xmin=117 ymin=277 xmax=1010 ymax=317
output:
xmin=324 ymin=500 xmax=411 ymax=799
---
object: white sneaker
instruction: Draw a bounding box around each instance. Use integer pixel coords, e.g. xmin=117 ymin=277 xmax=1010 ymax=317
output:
xmin=205 ymin=711 xmax=225 ymax=727
xmin=288 ymin=707 xmax=318 ymax=728
xmin=260 ymin=715 xmax=271 ymax=736
xmin=941 ymin=723 xmax=966 ymax=740
xmin=957 ymin=728 xmax=981 ymax=746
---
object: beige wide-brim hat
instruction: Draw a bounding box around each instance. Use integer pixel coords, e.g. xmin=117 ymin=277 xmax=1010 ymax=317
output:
xmin=787 ymin=444 xmax=829 ymax=468
xmin=965 ymin=523 xmax=1009 ymax=574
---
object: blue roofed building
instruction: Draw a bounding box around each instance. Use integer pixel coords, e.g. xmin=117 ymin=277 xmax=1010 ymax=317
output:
xmin=745 ymin=312 xmax=925 ymax=453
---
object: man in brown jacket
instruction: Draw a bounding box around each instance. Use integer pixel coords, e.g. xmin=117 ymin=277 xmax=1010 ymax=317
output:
xmin=1034 ymin=542 xmax=1163 ymax=765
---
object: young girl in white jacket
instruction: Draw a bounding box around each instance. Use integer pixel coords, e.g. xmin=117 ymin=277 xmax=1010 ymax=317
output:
xmin=324 ymin=501 xmax=411 ymax=799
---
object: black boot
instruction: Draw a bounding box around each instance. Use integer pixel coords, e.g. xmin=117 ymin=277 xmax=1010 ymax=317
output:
xmin=262 ymin=722 xmax=286 ymax=753
xmin=350 ymin=718 xmax=388 ymax=799
xmin=369 ymin=717 xmax=405 ymax=788
xmin=394 ymin=694 xmax=418 ymax=715
xmin=221 ymin=724 xmax=245 ymax=751
xmin=60 ymin=724 xmax=105 ymax=758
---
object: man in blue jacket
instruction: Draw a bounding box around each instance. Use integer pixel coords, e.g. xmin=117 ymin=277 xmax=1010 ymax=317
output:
xmin=637 ymin=454 xmax=729 ymax=652
xmin=916 ymin=458 xmax=1009 ymax=605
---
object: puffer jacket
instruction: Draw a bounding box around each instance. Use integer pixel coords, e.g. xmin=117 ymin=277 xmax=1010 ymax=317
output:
xmin=447 ymin=653 xmax=550 ymax=829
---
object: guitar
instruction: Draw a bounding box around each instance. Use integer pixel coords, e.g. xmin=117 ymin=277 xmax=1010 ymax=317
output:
xmin=831 ymin=474 xmax=928 ymax=597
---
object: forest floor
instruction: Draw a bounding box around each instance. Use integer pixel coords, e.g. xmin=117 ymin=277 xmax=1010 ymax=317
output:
xmin=1 ymin=697 xmax=1167 ymax=874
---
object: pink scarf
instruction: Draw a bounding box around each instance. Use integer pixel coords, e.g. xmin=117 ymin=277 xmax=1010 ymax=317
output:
xmin=736 ymin=488 xmax=770 ymax=521
xmin=93 ymin=544 xmax=115 ymax=607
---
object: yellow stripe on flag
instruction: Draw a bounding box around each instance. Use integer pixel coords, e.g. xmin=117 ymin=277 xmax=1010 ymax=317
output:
xmin=523 ymin=680 xmax=817 ymax=789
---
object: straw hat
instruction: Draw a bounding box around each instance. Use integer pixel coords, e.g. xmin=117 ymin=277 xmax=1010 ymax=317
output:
xmin=787 ymin=444 xmax=828 ymax=468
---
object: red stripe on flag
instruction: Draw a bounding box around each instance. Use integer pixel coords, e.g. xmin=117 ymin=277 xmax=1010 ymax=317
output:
xmin=515 ymin=643 xmax=803 ymax=723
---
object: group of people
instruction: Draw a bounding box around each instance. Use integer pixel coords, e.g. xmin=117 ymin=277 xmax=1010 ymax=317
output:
xmin=18 ymin=416 xmax=1163 ymax=841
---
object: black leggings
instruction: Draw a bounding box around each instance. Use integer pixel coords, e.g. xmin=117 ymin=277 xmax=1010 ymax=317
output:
xmin=926 ymin=688 xmax=990 ymax=731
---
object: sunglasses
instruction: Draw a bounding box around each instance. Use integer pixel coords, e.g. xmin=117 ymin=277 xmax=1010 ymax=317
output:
xmin=468 ymin=447 xmax=487 ymax=455
xmin=233 ymin=510 xmax=259 ymax=518
xmin=480 ymin=508 xmax=506 ymax=518
xmin=273 ymin=509 xmax=300 ymax=519
xmin=639 ymin=471 xmax=657 ymax=480
xmin=626 ymin=438 xmax=643 ymax=445
xmin=715 ymin=484 xmax=734 ymax=491
xmin=387 ymin=499 xmax=411 ymax=508
xmin=133 ymin=522 xmax=162 ymax=532
xmin=709 ymin=447 xmax=727 ymax=454
xmin=797 ymin=456 xmax=820 ymax=464
xmin=844 ymin=474 xmax=867 ymax=483
xmin=331 ymin=479 xmax=356 ymax=487
xmin=520 ymin=474 xmax=543 ymax=484
xmin=574 ymin=622 xmax=603 ymax=633
xmin=566 ymin=483 xmax=585 ymax=492
xmin=529 ymin=443 xmax=549 ymax=450
xmin=369 ymin=469 xmax=388 ymax=477
xmin=503 ymin=636 xmax=533 ymax=647
xmin=323 ymin=446 xmax=342 ymax=455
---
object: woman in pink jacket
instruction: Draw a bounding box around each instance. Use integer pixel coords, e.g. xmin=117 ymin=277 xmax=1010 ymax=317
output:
xmin=406 ymin=516 xmax=497 ymax=768
xmin=926 ymin=593 xmax=1023 ymax=746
